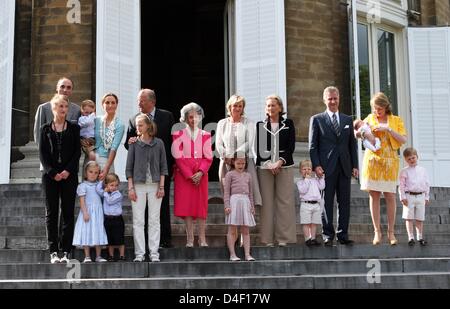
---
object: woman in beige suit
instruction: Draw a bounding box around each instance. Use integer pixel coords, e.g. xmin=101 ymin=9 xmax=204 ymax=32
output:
xmin=255 ymin=95 xmax=297 ymax=247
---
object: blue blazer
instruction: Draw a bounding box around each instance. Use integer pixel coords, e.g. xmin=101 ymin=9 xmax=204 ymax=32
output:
xmin=309 ymin=112 xmax=358 ymax=178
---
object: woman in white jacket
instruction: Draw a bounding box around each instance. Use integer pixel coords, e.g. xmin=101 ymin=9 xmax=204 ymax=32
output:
xmin=216 ymin=95 xmax=262 ymax=207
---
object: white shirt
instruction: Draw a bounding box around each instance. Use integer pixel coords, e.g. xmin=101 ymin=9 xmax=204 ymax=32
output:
xmin=326 ymin=110 xmax=340 ymax=126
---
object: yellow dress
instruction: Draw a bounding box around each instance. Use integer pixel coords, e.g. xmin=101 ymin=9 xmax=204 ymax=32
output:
xmin=361 ymin=114 xmax=406 ymax=193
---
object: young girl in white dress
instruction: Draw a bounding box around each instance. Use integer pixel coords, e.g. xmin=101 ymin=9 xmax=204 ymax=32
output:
xmin=223 ymin=157 xmax=256 ymax=262
xmin=73 ymin=161 xmax=108 ymax=263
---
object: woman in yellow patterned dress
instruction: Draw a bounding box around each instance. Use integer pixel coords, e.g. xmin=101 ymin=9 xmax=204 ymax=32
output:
xmin=359 ymin=93 xmax=407 ymax=246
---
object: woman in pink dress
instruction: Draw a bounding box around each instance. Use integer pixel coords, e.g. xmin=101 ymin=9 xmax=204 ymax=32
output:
xmin=172 ymin=103 xmax=213 ymax=247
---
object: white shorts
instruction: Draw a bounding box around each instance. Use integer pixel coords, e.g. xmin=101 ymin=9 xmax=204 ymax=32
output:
xmin=402 ymin=193 xmax=426 ymax=221
xmin=300 ymin=202 xmax=322 ymax=225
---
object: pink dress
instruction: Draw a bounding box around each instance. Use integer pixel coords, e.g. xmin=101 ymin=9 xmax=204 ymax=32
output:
xmin=172 ymin=128 xmax=213 ymax=219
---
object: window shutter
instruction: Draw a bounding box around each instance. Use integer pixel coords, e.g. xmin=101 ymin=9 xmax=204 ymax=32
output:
xmin=234 ymin=0 xmax=287 ymax=123
xmin=0 ymin=0 xmax=15 ymax=184
xmin=96 ymin=0 xmax=140 ymax=180
xmin=408 ymin=28 xmax=450 ymax=187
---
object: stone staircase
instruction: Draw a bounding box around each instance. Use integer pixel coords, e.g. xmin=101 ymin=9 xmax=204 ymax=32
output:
xmin=1 ymin=181 xmax=450 ymax=289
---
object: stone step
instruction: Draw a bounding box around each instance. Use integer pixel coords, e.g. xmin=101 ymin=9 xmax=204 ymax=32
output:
xmin=3 ymin=212 xmax=448 ymax=227
xmin=3 ymin=257 xmax=450 ymax=280
xmin=2 ymin=272 xmax=450 ymax=289
xmin=4 ymin=231 xmax=450 ymax=250
xmin=2 ymin=244 xmax=450 ymax=264
xmin=2 ymin=209 xmax=450 ymax=227
xmin=2 ymin=222 xmax=450 ymax=237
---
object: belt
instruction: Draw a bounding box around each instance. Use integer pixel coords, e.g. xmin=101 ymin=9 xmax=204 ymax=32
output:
xmin=406 ymin=192 xmax=424 ymax=196
xmin=105 ymin=215 xmax=122 ymax=219
xmin=302 ymin=201 xmax=318 ymax=204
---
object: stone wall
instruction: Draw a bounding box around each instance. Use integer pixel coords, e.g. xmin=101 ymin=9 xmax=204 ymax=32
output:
xmin=285 ymin=0 xmax=351 ymax=142
xmin=420 ymin=0 xmax=450 ymax=25
xmin=29 ymin=0 xmax=95 ymax=139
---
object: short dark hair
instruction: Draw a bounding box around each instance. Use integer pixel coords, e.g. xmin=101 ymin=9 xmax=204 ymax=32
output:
xmin=403 ymin=147 xmax=418 ymax=158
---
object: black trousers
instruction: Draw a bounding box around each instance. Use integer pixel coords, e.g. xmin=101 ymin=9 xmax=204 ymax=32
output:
xmin=159 ymin=174 xmax=172 ymax=245
xmin=42 ymin=173 xmax=78 ymax=253
xmin=322 ymin=162 xmax=351 ymax=241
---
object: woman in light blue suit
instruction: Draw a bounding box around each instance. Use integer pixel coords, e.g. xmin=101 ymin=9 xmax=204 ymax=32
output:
xmin=95 ymin=93 xmax=125 ymax=180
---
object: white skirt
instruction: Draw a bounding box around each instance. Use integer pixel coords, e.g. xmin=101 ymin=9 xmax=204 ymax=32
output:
xmin=225 ymin=194 xmax=256 ymax=227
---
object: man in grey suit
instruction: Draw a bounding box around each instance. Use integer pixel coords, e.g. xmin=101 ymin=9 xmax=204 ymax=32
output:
xmin=33 ymin=77 xmax=81 ymax=146
xmin=309 ymin=86 xmax=359 ymax=246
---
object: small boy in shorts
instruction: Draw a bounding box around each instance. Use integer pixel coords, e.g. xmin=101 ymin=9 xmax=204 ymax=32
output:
xmin=399 ymin=147 xmax=431 ymax=246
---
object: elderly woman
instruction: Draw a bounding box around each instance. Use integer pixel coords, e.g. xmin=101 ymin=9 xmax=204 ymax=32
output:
xmin=172 ymin=103 xmax=213 ymax=247
xmin=39 ymin=94 xmax=81 ymax=263
xmin=216 ymin=95 xmax=262 ymax=206
xmin=359 ymin=93 xmax=407 ymax=245
xmin=256 ymin=95 xmax=297 ymax=247
xmin=95 ymin=93 xmax=125 ymax=180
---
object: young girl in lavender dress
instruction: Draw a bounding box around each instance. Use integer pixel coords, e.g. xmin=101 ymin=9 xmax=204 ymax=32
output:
xmin=73 ymin=161 xmax=108 ymax=263
xmin=224 ymin=157 xmax=256 ymax=262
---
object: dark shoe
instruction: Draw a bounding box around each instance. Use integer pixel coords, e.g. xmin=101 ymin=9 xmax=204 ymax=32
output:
xmin=408 ymin=239 xmax=415 ymax=246
xmin=159 ymin=242 xmax=173 ymax=248
xmin=311 ymin=239 xmax=321 ymax=246
xmin=118 ymin=256 xmax=126 ymax=262
xmin=324 ymin=239 xmax=333 ymax=247
xmin=419 ymin=239 xmax=427 ymax=246
xmin=338 ymin=239 xmax=354 ymax=246
xmin=305 ymin=239 xmax=312 ymax=247
xmin=107 ymin=255 xmax=115 ymax=262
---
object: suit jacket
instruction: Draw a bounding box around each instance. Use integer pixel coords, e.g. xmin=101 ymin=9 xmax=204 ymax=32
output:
xmin=309 ymin=111 xmax=358 ymax=178
xmin=255 ymin=118 xmax=296 ymax=167
xmin=39 ymin=121 xmax=81 ymax=178
xmin=125 ymin=108 xmax=175 ymax=168
xmin=34 ymin=101 xmax=81 ymax=145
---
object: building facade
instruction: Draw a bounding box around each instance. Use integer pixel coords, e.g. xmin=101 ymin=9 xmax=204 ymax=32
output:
xmin=1 ymin=0 xmax=450 ymax=185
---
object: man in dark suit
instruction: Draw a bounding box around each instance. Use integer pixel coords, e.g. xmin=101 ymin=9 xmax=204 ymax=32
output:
xmin=125 ymin=89 xmax=175 ymax=248
xmin=309 ymin=86 xmax=359 ymax=246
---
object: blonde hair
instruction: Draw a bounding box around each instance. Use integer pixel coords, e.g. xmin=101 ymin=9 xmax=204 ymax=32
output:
xmin=403 ymin=147 xmax=418 ymax=158
xmin=300 ymin=160 xmax=312 ymax=169
xmin=266 ymin=94 xmax=284 ymax=114
xmin=81 ymin=100 xmax=95 ymax=111
xmin=323 ymin=86 xmax=340 ymax=101
xmin=136 ymin=114 xmax=157 ymax=137
xmin=83 ymin=161 xmax=100 ymax=180
xmin=105 ymin=173 xmax=120 ymax=185
xmin=371 ymin=92 xmax=393 ymax=115
xmin=50 ymin=94 xmax=68 ymax=110
xmin=226 ymin=95 xmax=246 ymax=117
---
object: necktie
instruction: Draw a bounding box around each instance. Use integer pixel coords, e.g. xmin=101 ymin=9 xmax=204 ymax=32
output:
xmin=148 ymin=113 xmax=154 ymax=121
xmin=332 ymin=113 xmax=340 ymax=137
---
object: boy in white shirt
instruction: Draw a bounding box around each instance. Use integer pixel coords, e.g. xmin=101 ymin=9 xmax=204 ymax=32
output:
xmin=399 ymin=147 xmax=431 ymax=246
xmin=297 ymin=160 xmax=325 ymax=246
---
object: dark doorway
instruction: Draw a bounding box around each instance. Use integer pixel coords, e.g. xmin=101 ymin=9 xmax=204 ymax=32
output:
xmin=141 ymin=0 xmax=227 ymax=181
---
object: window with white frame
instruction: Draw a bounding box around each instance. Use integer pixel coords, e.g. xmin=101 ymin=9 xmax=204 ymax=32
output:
xmin=357 ymin=22 xmax=400 ymax=119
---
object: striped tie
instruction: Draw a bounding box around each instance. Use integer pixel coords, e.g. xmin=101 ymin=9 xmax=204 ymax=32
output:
xmin=332 ymin=113 xmax=340 ymax=137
